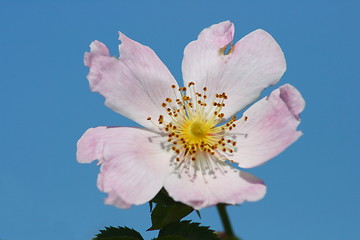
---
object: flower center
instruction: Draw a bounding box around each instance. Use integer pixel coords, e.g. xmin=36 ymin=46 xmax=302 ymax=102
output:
xmin=147 ymin=82 xmax=245 ymax=165
xmin=188 ymin=121 xmax=209 ymax=140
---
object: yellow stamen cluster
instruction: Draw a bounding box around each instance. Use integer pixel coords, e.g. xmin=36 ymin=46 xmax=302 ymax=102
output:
xmin=147 ymin=82 xmax=243 ymax=165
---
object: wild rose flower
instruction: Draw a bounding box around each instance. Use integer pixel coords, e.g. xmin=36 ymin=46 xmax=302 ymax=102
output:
xmin=77 ymin=21 xmax=305 ymax=210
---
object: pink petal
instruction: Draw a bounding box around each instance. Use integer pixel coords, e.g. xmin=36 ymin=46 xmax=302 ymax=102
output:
xmin=76 ymin=127 xmax=173 ymax=208
xmin=182 ymin=21 xmax=286 ymax=118
xmin=164 ymin=160 xmax=266 ymax=210
xmin=231 ymin=84 xmax=305 ymax=168
xmin=85 ymin=34 xmax=179 ymax=130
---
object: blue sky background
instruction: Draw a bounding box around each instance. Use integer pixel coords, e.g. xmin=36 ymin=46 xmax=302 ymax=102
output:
xmin=1 ymin=0 xmax=359 ymax=239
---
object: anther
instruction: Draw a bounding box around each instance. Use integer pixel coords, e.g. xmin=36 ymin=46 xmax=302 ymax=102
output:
xmin=182 ymin=96 xmax=190 ymax=101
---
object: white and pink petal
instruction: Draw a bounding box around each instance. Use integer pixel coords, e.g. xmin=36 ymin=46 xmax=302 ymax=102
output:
xmin=182 ymin=21 xmax=286 ymax=118
xmin=164 ymin=156 xmax=266 ymax=210
xmin=76 ymin=127 xmax=173 ymax=208
xmin=85 ymin=34 xmax=179 ymax=130
xmin=230 ymin=84 xmax=305 ymax=168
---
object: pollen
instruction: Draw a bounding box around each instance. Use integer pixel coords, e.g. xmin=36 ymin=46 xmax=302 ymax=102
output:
xmin=149 ymin=82 xmax=241 ymax=172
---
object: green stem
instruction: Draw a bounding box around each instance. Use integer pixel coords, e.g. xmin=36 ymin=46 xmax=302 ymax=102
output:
xmin=216 ymin=204 xmax=235 ymax=237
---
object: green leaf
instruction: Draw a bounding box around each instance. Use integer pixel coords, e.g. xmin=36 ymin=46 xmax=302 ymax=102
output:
xmin=148 ymin=188 xmax=197 ymax=231
xmin=195 ymin=210 xmax=201 ymax=218
xmin=94 ymin=226 xmax=144 ymax=240
xmin=153 ymin=236 xmax=188 ymax=240
xmin=149 ymin=201 xmax=154 ymax=212
xmin=150 ymin=188 xmax=176 ymax=207
xmin=148 ymin=203 xmax=194 ymax=230
xmin=157 ymin=221 xmax=219 ymax=240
